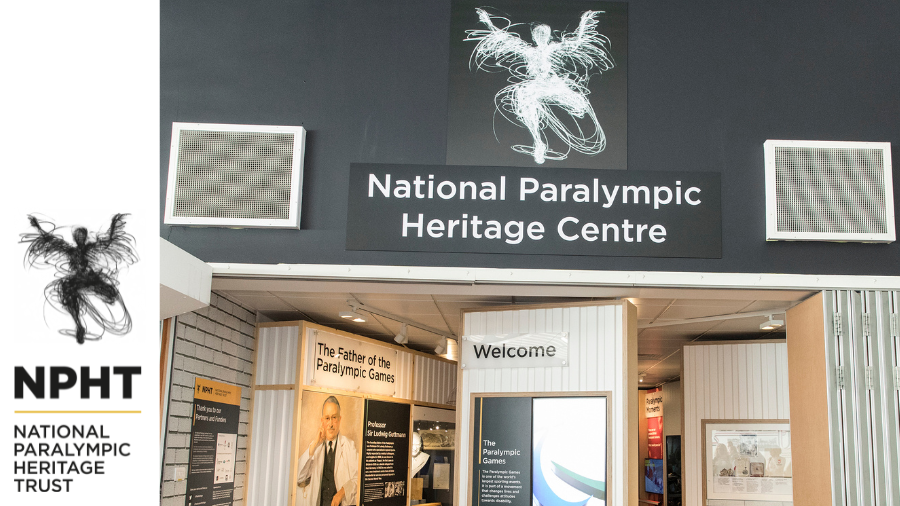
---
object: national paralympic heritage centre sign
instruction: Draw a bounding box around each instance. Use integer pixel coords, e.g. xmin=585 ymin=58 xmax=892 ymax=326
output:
xmin=346 ymin=163 xmax=721 ymax=258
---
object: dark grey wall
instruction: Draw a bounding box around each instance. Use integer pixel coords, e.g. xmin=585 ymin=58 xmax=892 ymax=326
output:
xmin=161 ymin=0 xmax=900 ymax=276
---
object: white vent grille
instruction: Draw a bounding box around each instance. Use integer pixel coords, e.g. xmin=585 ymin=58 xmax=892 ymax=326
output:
xmin=765 ymin=140 xmax=895 ymax=242
xmin=164 ymin=122 xmax=306 ymax=228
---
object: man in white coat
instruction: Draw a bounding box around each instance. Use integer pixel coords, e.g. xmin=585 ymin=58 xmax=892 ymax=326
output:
xmin=297 ymin=396 xmax=359 ymax=506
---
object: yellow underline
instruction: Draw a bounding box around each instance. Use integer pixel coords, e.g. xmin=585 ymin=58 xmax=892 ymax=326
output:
xmin=14 ymin=411 xmax=142 ymax=414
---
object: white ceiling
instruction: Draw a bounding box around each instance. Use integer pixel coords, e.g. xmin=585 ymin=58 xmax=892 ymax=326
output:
xmin=213 ymin=277 xmax=814 ymax=387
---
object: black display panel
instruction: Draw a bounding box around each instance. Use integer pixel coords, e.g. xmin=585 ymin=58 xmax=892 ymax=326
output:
xmin=361 ymin=399 xmax=412 ymax=506
xmin=471 ymin=397 xmax=532 ymax=506
xmin=184 ymin=379 xmax=242 ymax=506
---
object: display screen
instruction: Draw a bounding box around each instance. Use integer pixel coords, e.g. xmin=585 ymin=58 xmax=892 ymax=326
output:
xmin=533 ymin=397 xmax=608 ymax=506
xmin=644 ymin=458 xmax=664 ymax=495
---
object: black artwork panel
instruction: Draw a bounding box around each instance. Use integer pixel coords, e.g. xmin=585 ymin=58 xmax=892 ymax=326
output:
xmin=447 ymin=0 xmax=627 ymax=170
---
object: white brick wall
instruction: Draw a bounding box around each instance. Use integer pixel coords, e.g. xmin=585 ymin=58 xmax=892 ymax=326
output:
xmin=161 ymin=292 xmax=256 ymax=506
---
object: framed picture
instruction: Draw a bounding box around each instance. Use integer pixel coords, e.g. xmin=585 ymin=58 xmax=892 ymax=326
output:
xmin=701 ymin=420 xmax=792 ymax=503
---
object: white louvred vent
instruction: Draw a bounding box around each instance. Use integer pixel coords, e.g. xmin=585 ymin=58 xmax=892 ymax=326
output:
xmin=764 ymin=140 xmax=895 ymax=242
xmin=164 ymin=122 xmax=306 ymax=229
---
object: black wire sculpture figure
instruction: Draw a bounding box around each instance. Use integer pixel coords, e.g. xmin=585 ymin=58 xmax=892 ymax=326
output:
xmin=21 ymin=213 xmax=138 ymax=344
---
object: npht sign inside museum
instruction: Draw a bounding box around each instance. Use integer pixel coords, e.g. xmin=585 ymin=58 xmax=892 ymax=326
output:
xmin=346 ymin=163 xmax=721 ymax=258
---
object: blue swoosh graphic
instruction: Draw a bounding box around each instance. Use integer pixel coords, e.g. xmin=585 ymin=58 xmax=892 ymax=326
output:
xmin=532 ymin=432 xmax=592 ymax=506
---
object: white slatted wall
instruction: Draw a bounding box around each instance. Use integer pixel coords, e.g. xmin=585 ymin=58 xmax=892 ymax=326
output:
xmin=248 ymin=390 xmax=295 ymax=506
xmin=459 ymin=304 xmax=634 ymax=506
xmin=248 ymin=325 xmax=302 ymax=506
xmin=825 ymin=290 xmax=900 ymax=506
xmin=414 ymin=355 xmax=458 ymax=405
xmin=683 ymin=342 xmax=791 ymax=506
xmin=255 ymin=325 xmax=299 ymax=385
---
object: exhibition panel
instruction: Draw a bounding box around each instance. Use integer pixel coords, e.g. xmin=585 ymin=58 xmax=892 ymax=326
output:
xmin=246 ymin=322 xmax=457 ymax=506
xmin=468 ymin=393 xmax=612 ymax=506
xmin=360 ymin=399 xmax=412 ymax=506
xmin=458 ymin=302 xmax=638 ymax=506
xmin=185 ymin=379 xmax=243 ymax=505
xmin=701 ymin=420 xmax=792 ymax=502
xmin=301 ymin=327 xmax=414 ymax=399
xmin=636 ymin=383 xmax=682 ymax=505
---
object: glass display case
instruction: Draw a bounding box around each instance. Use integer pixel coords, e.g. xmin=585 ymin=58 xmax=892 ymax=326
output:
xmin=702 ymin=420 xmax=792 ymax=503
xmin=411 ymin=407 xmax=456 ymax=506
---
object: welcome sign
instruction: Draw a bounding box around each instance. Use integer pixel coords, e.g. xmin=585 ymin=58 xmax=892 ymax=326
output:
xmin=460 ymin=332 xmax=569 ymax=369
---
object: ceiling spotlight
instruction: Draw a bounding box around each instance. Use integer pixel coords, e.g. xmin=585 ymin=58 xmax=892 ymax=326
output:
xmin=434 ymin=337 xmax=447 ymax=355
xmin=760 ymin=316 xmax=784 ymax=330
xmin=638 ymin=373 xmax=645 ymax=383
xmin=394 ymin=323 xmax=409 ymax=344
xmin=339 ymin=308 xmax=366 ymax=323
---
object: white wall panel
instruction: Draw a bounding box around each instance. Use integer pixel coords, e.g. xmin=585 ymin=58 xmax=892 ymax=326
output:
xmin=683 ymin=342 xmax=790 ymax=506
xmin=393 ymin=346 xmax=414 ymax=400
xmin=459 ymin=303 xmax=633 ymax=506
xmin=413 ymin=355 xmax=457 ymax=405
xmin=255 ymin=325 xmax=300 ymax=386
xmin=247 ymin=390 xmax=295 ymax=506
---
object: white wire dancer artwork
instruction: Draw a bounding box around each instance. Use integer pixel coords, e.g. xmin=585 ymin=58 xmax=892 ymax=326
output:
xmin=467 ymin=8 xmax=615 ymax=164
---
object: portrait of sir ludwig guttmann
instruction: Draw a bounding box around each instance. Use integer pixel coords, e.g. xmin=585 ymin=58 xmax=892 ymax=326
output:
xmin=297 ymin=393 xmax=363 ymax=506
